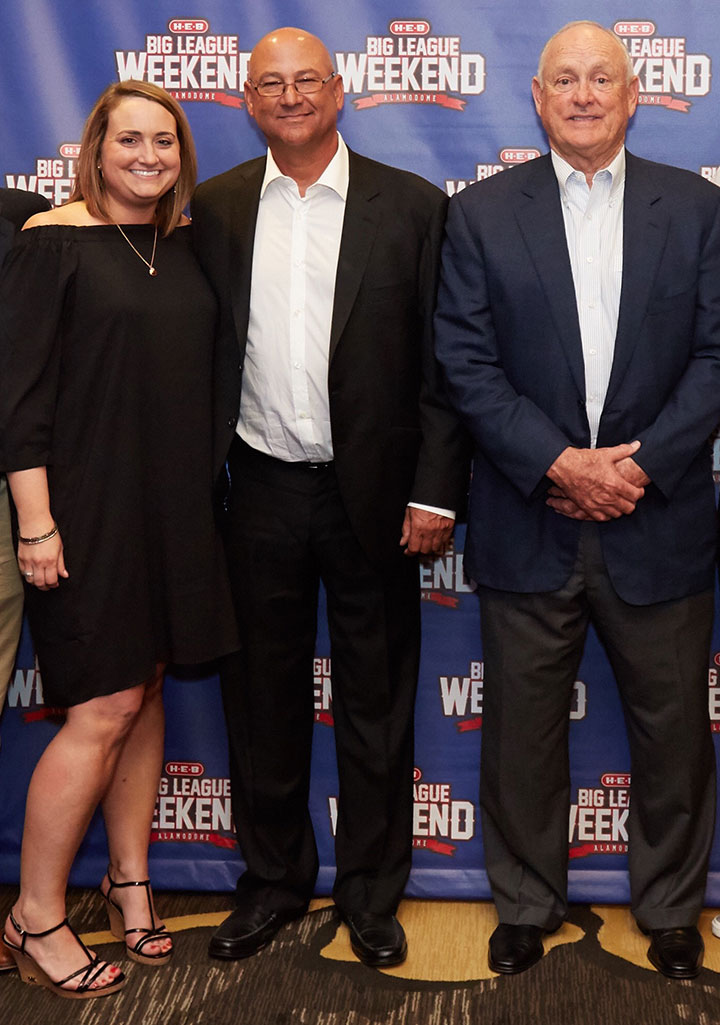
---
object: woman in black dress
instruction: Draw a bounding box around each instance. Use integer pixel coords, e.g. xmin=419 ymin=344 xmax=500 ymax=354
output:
xmin=0 ymin=80 xmax=237 ymax=998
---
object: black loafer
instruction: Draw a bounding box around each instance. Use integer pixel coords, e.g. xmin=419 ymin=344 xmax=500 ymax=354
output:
xmin=341 ymin=911 xmax=408 ymax=967
xmin=208 ymin=902 xmax=306 ymax=960
xmin=646 ymin=926 xmax=703 ymax=979
xmin=488 ymin=923 xmax=546 ymax=974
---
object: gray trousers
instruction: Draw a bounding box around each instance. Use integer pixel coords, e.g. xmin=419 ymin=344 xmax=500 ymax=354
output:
xmin=479 ymin=522 xmax=715 ymax=931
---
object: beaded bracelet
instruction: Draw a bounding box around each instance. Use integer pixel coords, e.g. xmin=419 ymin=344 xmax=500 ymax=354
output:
xmin=17 ymin=522 xmax=58 ymax=545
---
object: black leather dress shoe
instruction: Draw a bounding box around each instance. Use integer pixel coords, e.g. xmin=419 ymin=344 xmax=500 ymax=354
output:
xmin=341 ymin=912 xmax=408 ymax=967
xmin=646 ymin=926 xmax=704 ymax=979
xmin=488 ymin=923 xmax=545 ymax=974
xmin=208 ymin=902 xmax=306 ymax=960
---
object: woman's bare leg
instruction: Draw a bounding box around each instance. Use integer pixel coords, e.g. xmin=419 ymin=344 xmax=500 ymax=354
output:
xmin=101 ymin=666 xmax=171 ymax=956
xmin=5 ymin=684 xmax=146 ymax=988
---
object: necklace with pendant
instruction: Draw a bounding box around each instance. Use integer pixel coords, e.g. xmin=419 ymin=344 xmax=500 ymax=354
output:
xmin=115 ymin=223 xmax=158 ymax=276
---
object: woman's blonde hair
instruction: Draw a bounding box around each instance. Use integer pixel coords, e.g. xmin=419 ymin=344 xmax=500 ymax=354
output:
xmin=69 ymin=79 xmax=197 ymax=235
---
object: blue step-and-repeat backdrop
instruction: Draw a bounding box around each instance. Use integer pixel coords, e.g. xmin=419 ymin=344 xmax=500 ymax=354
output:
xmin=1 ymin=0 xmax=720 ymax=903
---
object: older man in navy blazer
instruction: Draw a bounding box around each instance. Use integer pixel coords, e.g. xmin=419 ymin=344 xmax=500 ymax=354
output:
xmin=435 ymin=21 xmax=720 ymax=979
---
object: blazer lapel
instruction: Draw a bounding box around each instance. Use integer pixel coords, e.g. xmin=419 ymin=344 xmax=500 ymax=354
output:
xmin=604 ymin=152 xmax=668 ymax=406
xmin=228 ymin=161 xmax=264 ymax=353
xmin=513 ymin=157 xmax=586 ymax=399
xmin=329 ymin=151 xmax=382 ymax=363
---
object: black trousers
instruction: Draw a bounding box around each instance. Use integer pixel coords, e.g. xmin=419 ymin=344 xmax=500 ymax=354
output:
xmin=220 ymin=438 xmax=420 ymax=914
xmin=479 ymin=522 xmax=715 ymax=931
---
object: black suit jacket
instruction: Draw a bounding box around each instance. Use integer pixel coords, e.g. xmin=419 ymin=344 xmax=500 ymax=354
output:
xmin=192 ymin=149 xmax=467 ymax=564
xmin=0 ymin=188 xmax=50 ymax=264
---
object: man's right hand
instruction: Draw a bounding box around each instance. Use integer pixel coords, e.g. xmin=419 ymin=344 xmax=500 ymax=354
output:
xmin=545 ymin=441 xmax=646 ymax=521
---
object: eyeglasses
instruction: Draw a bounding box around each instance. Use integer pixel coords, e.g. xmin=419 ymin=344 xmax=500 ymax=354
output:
xmin=248 ymin=72 xmax=338 ymax=97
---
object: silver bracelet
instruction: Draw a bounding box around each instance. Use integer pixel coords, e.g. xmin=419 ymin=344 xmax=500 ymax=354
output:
xmin=17 ymin=522 xmax=59 ymax=545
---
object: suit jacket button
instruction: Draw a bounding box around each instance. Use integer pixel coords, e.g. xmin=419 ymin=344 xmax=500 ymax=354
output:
xmin=227 ymin=417 xmax=236 ymax=427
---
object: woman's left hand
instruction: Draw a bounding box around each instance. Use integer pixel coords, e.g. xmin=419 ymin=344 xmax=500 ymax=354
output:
xmin=18 ymin=530 xmax=69 ymax=590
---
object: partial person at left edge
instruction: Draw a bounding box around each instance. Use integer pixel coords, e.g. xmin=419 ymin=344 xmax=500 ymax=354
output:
xmin=0 ymin=81 xmax=238 ymax=998
xmin=0 ymin=186 xmax=51 ymax=975
xmin=0 ymin=186 xmax=49 ymax=718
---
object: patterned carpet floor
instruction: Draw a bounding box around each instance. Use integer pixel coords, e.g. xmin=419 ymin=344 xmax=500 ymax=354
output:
xmin=1 ymin=887 xmax=720 ymax=1024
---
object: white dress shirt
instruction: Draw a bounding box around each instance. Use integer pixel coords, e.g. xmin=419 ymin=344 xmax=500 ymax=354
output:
xmin=238 ymin=135 xmax=348 ymax=462
xmin=238 ymin=132 xmax=454 ymax=519
xmin=552 ymin=147 xmax=625 ymax=448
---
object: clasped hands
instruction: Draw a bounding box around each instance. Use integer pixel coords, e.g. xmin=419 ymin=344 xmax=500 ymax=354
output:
xmin=546 ymin=441 xmax=651 ymax=522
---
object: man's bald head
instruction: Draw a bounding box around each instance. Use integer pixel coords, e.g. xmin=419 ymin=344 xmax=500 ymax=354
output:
xmin=244 ymin=26 xmax=344 ymax=183
xmin=248 ymin=27 xmax=334 ymax=81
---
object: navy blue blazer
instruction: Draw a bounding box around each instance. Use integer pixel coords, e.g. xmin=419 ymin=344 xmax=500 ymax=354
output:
xmin=435 ymin=151 xmax=720 ymax=605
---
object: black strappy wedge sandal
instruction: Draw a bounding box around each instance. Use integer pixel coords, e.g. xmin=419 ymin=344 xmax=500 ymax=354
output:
xmin=2 ymin=909 xmax=125 ymax=999
xmin=100 ymin=869 xmax=173 ymax=965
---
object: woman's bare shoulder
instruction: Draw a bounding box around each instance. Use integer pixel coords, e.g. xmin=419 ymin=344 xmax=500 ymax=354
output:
xmin=22 ymin=201 xmax=100 ymax=229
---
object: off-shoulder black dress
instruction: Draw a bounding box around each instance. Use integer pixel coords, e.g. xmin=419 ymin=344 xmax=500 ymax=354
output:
xmin=0 ymin=224 xmax=238 ymax=705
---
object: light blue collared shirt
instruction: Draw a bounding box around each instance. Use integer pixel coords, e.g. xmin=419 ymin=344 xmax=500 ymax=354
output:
xmin=552 ymin=147 xmax=626 ymax=447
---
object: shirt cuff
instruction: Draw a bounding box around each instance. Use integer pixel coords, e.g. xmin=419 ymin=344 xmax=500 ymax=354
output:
xmin=407 ymin=502 xmax=456 ymax=520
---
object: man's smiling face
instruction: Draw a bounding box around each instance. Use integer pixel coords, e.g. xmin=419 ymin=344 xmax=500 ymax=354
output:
xmin=531 ymin=24 xmax=638 ymax=177
xmin=245 ymin=29 xmax=344 ymax=157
